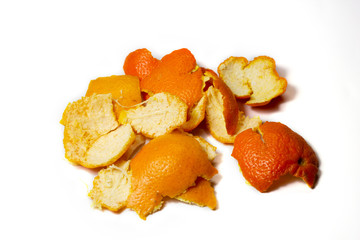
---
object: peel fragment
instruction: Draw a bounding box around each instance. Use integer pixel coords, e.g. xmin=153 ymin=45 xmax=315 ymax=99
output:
xmin=122 ymin=92 xmax=188 ymax=138
xmin=205 ymin=86 xmax=262 ymax=144
xmin=61 ymin=94 xmax=119 ymax=166
xmin=181 ymin=94 xmax=207 ymax=131
xmin=85 ymin=75 xmax=142 ymax=121
xmin=203 ymin=69 xmax=239 ymax=135
xmin=232 ymin=122 xmax=319 ymax=192
xmin=218 ymin=56 xmax=287 ymax=106
xmin=127 ymin=132 xmax=218 ymax=220
xmin=123 ymin=48 xmax=160 ymax=81
xmin=88 ymin=135 xmax=146 ymax=211
xmin=89 ymin=160 xmax=132 ymax=211
xmin=175 ymin=178 xmax=217 ymax=210
xmin=85 ymin=124 xmax=135 ymax=168
xmin=140 ymin=48 xmax=204 ymax=108
xmin=175 ymin=134 xmax=217 ymax=209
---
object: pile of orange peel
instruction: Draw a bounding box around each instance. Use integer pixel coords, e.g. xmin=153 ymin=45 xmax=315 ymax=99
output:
xmin=60 ymin=48 xmax=319 ymax=220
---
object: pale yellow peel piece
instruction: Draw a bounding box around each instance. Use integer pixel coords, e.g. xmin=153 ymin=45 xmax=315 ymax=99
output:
xmin=218 ymin=56 xmax=287 ymax=106
xmin=244 ymin=57 xmax=287 ymax=106
xmin=205 ymin=86 xmax=262 ymax=143
xmin=123 ymin=92 xmax=188 ymax=138
xmin=61 ymin=94 xmax=119 ymax=165
xmin=85 ymin=124 xmax=135 ymax=168
xmin=88 ymin=135 xmax=146 ymax=212
xmin=218 ymin=57 xmax=251 ymax=98
xmin=89 ymin=160 xmax=131 ymax=212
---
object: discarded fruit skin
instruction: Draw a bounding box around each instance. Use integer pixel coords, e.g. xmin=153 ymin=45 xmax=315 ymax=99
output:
xmin=203 ymin=68 xmax=239 ymax=135
xmin=140 ymin=48 xmax=204 ymax=108
xmin=123 ymin=48 xmax=160 ymax=81
xmin=218 ymin=56 xmax=287 ymax=106
xmin=127 ymin=132 xmax=218 ymax=219
xmin=123 ymin=92 xmax=188 ymax=138
xmin=61 ymin=94 xmax=119 ymax=166
xmin=85 ymin=75 xmax=142 ymax=120
xmin=176 ymin=177 xmax=217 ymax=210
xmin=232 ymin=122 xmax=319 ymax=192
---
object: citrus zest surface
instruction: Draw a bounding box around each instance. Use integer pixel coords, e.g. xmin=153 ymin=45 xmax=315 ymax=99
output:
xmin=123 ymin=48 xmax=160 ymax=81
xmin=140 ymin=48 xmax=204 ymax=108
xmin=232 ymin=122 xmax=319 ymax=192
xmin=176 ymin=177 xmax=217 ymax=210
xmin=127 ymin=132 xmax=218 ymax=219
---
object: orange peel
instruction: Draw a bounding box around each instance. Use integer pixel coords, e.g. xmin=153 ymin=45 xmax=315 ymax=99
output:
xmin=85 ymin=75 xmax=142 ymax=120
xmin=85 ymin=124 xmax=135 ymax=168
xmin=122 ymin=92 xmax=188 ymax=138
xmin=123 ymin=48 xmax=160 ymax=81
xmin=176 ymin=178 xmax=217 ymax=210
xmin=232 ymin=122 xmax=319 ymax=192
xmin=88 ymin=135 xmax=145 ymax=211
xmin=89 ymin=159 xmax=132 ymax=211
xmin=61 ymin=94 xmax=121 ymax=167
xmin=127 ymin=132 xmax=218 ymax=219
xmin=204 ymin=70 xmax=262 ymax=143
xmin=181 ymin=94 xmax=207 ymax=132
xmin=218 ymin=56 xmax=287 ymax=106
xmin=140 ymin=48 xmax=204 ymax=108
xmin=203 ymin=69 xmax=239 ymax=135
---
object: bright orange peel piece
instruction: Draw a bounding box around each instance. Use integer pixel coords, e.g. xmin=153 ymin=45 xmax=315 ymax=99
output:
xmin=176 ymin=178 xmax=217 ymax=210
xmin=123 ymin=48 xmax=160 ymax=81
xmin=232 ymin=122 xmax=319 ymax=192
xmin=140 ymin=48 xmax=204 ymax=108
xmin=127 ymin=132 xmax=218 ymax=219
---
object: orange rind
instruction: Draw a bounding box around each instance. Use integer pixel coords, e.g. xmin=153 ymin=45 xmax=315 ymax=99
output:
xmin=122 ymin=92 xmax=188 ymax=138
xmin=61 ymin=94 xmax=119 ymax=166
xmin=176 ymin=177 xmax=217 ymax=210
xmin=127 ymin=132 xmax=218 ymax=219
xmin=85 ymin=124 xmax=135 ymax=168
xmin=203 ymin=69 xmax=261 ymax=143
xmin=181 ymin=94 xmax=207 ymax=132
xmin=175 ymin=132 xmax=217 ymax=209
xmin=61 ymin=94 xmax=136 ymax=168
xmin=232 ymin=122 xmax=319 ymax=192
xmin=89 ymin=135 xmax=145 ymax=211
xmin=205 ymin=84 xmax=262 ymax=144
xmin=85 ymin=75 xmax=142 ymax=121
xmin=123 ymin=48 xmax=160 ymax=81
xmin=218 ymin=56 xmax=287 ymax=106
xmin=89 ymin=159 xmax=132 ymax=211
xmin=203 ymin=69 xmax=239 ymax=135
xmin=140 ymin=48 xmax=204 ymax=109
xmin=192 ymin=134 xmax=217 ymax=161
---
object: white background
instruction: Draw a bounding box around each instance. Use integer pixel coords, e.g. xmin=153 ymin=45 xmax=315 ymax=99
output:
xmin=1 ymin=0 xmax=360 ymax=239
